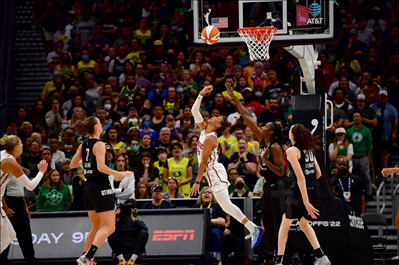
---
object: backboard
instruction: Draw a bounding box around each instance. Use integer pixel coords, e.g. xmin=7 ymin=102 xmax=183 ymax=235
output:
xmin=189 ymin=0 xmax=339 ymax=49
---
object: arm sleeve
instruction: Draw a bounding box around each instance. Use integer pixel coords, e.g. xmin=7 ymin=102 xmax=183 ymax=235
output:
xmin=17 ymin=172 xmax=44 ymax=191
xmin=191 ymin=94 xmax=204 ymax=124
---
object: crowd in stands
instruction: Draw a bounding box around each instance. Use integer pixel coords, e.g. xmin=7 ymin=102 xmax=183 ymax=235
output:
xmin=3 ymin=0 xmax=399 ymax=223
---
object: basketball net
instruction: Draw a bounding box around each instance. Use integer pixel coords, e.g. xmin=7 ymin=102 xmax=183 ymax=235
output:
xmin=237 ymin=27 xmax=277 ymax=61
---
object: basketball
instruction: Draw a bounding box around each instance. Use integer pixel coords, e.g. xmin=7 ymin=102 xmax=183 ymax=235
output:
xmin=201 ymin=25 xmax=220 ymax=45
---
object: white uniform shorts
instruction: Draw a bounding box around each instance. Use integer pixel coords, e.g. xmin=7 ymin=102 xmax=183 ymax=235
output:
xmin=205 ymin=164 xmax=230 ymax=193
xmin=1 ymin=207 xmax=16 ymax=253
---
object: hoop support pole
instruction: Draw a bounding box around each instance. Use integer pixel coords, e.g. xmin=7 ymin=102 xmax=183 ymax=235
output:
xmin=284 ymin=45 xmax=321 ymax=94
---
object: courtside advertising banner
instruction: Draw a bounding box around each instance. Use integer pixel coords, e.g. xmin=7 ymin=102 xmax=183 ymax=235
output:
xmin=8 ymin=210 xmax=206 ymax=260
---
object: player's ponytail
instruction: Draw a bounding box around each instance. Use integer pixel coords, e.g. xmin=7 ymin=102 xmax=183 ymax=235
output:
xmin=0 ymin=134 xmax=20 ymax=152
xmin=291 ymin=124 xmax=320 ymax=151
xmin=75 ymin=116 xmax=98 ymax=135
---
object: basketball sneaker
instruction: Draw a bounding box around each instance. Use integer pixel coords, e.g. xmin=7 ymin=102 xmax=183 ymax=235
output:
xmin=245 ymin=226 xmax=265 ymax=248
xmin=314 ymin=255 xmax=331 ymax=265
xmin=118 ymin=259 xmax=127 ymax=265
xmin=127 ymin=258 xmax=135 ymax=265
xmin=76 ymin=255 xmax=96 ymax=265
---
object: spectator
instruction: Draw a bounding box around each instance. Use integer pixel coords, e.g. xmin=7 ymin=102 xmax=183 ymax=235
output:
xmin=16 ymin=120 xmax=32 ymax=144
xmin=135 ymin=63 xmax=151 ymax=92
xmin=59 ymin=127 xmax=77 ymax=158
xmin=165 ymin=114 xmax=183 ymax=142
xmin=135 ymin=151 xmax=160 ymax=190
xmin=133 ymin=18 xmax=152 ymax=52
xmin=96 ymin=83 xmax=113 ymax=107
xmin=139 ymin=134 xmax=157 ymax=159
xmin=104 ymin=46 xmax=117 ymax=65
xmin=127 ymin=138 xmax=141 ymax=169
xmin=47 ymin=76 xmax=68 ymax=101
xmin=109 ymin=154 xmax=136 ymax=204
xmin=66 ymin=94 xmax=85 ymax=119
xmin=119 ymin=62 xmax=136 ymax=88
xmin=114 ymin=26 xmax=132 ymax=47
xmin=151 ymin=105 xmax=166 ymax=134
xmin=333 ymin=87 xmax=353 ymax=114
xmin=242 ymin=87 xmax=264 ymax=117
xmin=163 ymin=86 xmax=181 ymax=117
xmin=328 ymin=127 xmax=354 ymax=171
xmin=189 ymin=50 xmax=207 ymax=78
xmin=213 ymin=92 xmax=235 ymax=119
xmin=234 ymin=76 xmax=249 ymax=96
xmin=192 ymin=187 xmax=226 ymax=264
xmin=119 ymin=74 xmax=141 ymax=103
xmin=126 ymin=127 xmax=141 ymax=144
xmin=45 ymin=98 xmax=67 ymax=136
xmin=21 ymin=141 xmax=42 ymax=172
xmin=56 ymin=51 xmax=77 ymax=88
xmin=162 ymin=142 xmax=192 ymax=198
xmin=347 ymin=111 xmax=373 ymax=199
xmin=135 ymin=182 xmax=150 ymax=199
xmin=109 ymin=45 xmax=135 ymax=79
xmin=102 ymin=126 xmax=127 ymax=153
xmin=244 ymin=126 xmax=260 ymax=161
xmin=87 ymin=25 xmax=111 ymax=54
xmin=106 ymin=148 xmax=116 ymax=169
xmin=328 ymin=67 xmax=358 ymax=95
xmin=384 ymin=55 xmax=399 ymax=110
xmin=42 ymin=71 xmax=65 ymax=98
xmin=121 ymin=104 xmax=141 ymax=131
xmin=215 ymin=55 xmax=235 ymax=85
xmin=162 ymin=177 xmax=184 ymax=199
xmin=264 ymin=69 xmax=283 ymax=110
xmin=164 ymin=19 xmax=188 ymax=51
xmin=100 ymin=7 xmax=120 ymax=43
xmin=147 ymin=40 xmax=172 ymax=77
xmin=229 ymin=127 xmax=256 ymax=157
xmin=230 ymin=177 xmax=254 ymax=197
xmin=368 ymin=7 xmax=386 ymax=31
xmin=318 ymin=51 xmax=335 ymax=91
xmin=365 ymin=55 xmax=383 ymax=85
xmin=68 ymin=34 xmax=84 ymax=65
xmin=30 ymin=99 xmax=48 ymax=132
xmin=176 ymin=106 xmax=195 ymax=140
xmin=141 ymin=184 xmax=176 ymax=209
xmin=331 ymin=158 xmax=366 ymax=215
xmin=94 ymin=107 xmax=111 ymax=132
xmin=75 ymin=9 xmax=96 ymax=45
xmin=36 ymin=169 xmax=71 ymax=211
xmin=127 ymin=38 xmax=142 ymax=63
xmin=182 ymin=134 xmax=199 ymax=182
xmin=60 ymin=158 xmax=73 ymax=187
xmin=228 ymin=139 xmax=258 ymax=190
xmin=180 ymin=69 xmax=200 ymax=100
xmin=344 ymin=93 xmax=377 ymax=129
xmin=76 ymin=48 xmax=100 ymax=79
xmin=362 ymin=80 xmax=380 ymax=106
xmin=257 ymin=97 xmax=286 ymax=127
xmin=148 ymin=76 xmax=167 ymax=104
xmin=357 ymin=16 xmax=374 ymax=49
xmin=146 ymin=3 xmax=166 ymax=36
xmin=47 ymin=38 xmax=64 ymax=73
xmin=50 ymin=137 xmax=65 ymax=167
xmin=384 ymin=25 xmax=399 ymax=58
xmin=346 ymin=28 xmax=368 ymax=67
xmin=335 ymin=48 xmax=362 ymax=80
xmin=108 ymin=199 xmax=149 ymax=265
xmin=227 ymin=167 xmax=249 ymax=194
xmin=370 ymin=90 xmax=398 ymax=175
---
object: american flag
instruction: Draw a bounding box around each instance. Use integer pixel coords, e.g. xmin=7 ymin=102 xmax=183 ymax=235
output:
xmin=211 ymin=17 xmax=228 ymax=28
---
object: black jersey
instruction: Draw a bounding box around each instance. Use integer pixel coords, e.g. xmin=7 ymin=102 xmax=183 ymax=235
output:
xmin=81 ymin=139 xmax=109 ymax=179
xmin=292 ymin=143 xmax=318 ymax=187
xmin=259 ymin=140 xmax=282 ymax=183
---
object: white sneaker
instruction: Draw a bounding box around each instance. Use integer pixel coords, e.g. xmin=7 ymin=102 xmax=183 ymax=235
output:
xmin=314 ymin=255 xmax=331 ymax=265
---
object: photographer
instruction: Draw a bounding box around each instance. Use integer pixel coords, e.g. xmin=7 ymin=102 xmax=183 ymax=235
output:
xmin=108 ymin=199 xmax=148 ymax=265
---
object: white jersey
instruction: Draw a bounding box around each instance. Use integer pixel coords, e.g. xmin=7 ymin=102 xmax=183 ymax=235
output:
xmin=197 ymin=130 xmax=229 ymax=191
xmin=197 ymin=130 xmax=220 ymax=169
xmin=0 ymin=150 xmax=15 ymax=200
xmin=1 ymin=150 xmax=17 ymax=253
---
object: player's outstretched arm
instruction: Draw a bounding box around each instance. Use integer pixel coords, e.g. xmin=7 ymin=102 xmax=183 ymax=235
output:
xmin=381 ymin=167 xmax=399 ymax=177
xmin=94 ymin=141 xmax=133 ymax=180
xmin=225 ymin=82 xmax=263 ymax=140
xmin=192 ymin=85 xmax=213 ymax=131
xmin=70 ymin=144 xmax=83 ymax=168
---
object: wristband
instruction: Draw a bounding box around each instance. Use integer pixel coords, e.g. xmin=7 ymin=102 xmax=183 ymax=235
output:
xmin=195 ymin=181 xmax=200 ymax=184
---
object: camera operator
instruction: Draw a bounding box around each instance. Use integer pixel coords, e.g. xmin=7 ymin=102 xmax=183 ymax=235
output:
xmin=108 ymin=199 xmax=149 ymax=265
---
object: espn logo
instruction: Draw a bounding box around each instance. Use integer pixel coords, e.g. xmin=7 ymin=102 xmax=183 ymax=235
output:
xmin=152 ymin=230 xmax=195 ymax=241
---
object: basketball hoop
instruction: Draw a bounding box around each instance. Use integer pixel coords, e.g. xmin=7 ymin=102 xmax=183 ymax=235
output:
xmin=237 ymin=27 xmax=277 ymax=61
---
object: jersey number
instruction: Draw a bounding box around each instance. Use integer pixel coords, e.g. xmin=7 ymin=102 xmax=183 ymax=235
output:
xmin=86 ymin=148 xmax=90 ymax=162
xmin=303 ymin=150 xmax=314 ymax=162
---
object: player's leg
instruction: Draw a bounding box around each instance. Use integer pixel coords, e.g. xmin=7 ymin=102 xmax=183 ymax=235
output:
xmin=275 ymin=214 xmax=294 ymax=264
xmin=83 ymin=210 xmax=101 ymax=252
xmin=298 ymin=217 xmax=330 ymax=265
xmin=92 ymin=210 xmax=116 ymax=248
xmin=213 ymin=188 xmax=264 ymax=248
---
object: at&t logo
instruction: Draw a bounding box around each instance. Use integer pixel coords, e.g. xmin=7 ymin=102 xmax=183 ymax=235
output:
xmin=308 ymin=2 xmax=323 ymax=25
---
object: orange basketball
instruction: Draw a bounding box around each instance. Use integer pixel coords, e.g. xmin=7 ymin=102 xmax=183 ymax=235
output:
xmin=202 ymin=25 xmax=220 ymax=45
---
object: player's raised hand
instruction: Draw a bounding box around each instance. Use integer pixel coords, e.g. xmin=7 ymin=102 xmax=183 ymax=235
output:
xmin=37 ymin=160 xmax=48 ymax=173
xmin=381 ymin=168 xmax=394 ymax=178
xmin=225 ymin=82 xmax=235 ymax=98
xmin=201 ymin=85 xmax=213 ymax=95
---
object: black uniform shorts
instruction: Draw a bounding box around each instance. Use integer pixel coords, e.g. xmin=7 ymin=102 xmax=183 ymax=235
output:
xmin=286 ymin=186 xmax=319 ymax=221
xmin=82 ymin=177 xmax=114 ymax=212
